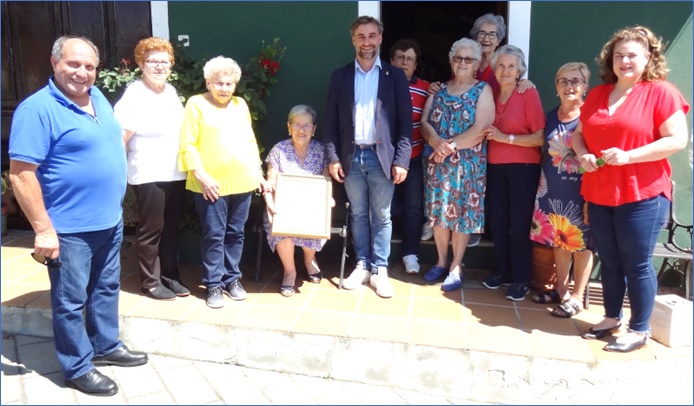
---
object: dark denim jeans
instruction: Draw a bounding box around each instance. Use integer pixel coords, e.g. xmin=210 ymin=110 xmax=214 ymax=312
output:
xmin=392 ymin=154 xmax=424 ymax=256
xmin=50 ymin=221 xmax=124 ymax=380
xmin=487 ymin=163 xmax=541 ymax=283
xmin=588 ymin=194 xmax=669 ymax=332
xmin=195 ymin=192 xmax=252 ymax=288
xmin=344 ymin=149 xmax=395 ymax=269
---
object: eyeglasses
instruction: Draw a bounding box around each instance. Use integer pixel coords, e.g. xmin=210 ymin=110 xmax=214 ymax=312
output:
xmin=556 ymin=78 xmax=585 ymax=88
xmin=212 ymin=81 xmax=236 ymax=89
xmin=291 ymin=123 xmax=314 ymax=132
xmin=452 ymin=56 xmax=477 ymax=65
xmin=144 ymin=60 xmax=171 ymax=68
xmin=31 ymin=252 xmax=61 ymax=270
xmin=476 ymin=31 xmax=498 ymax=41
xmin=393 ymin=55 xmax=416 ymax=64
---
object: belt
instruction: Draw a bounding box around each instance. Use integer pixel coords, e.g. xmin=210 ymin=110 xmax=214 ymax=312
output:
xmin=356 ymin=144 xmax=377 ymax=150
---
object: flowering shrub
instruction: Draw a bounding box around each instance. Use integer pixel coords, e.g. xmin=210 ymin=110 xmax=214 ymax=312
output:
xmin=95 ymin=37 xmax=286 ymax=124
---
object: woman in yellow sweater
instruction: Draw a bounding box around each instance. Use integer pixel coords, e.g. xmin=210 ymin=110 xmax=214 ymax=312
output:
xmin=179 ymin=56 xmax=271 ymax=309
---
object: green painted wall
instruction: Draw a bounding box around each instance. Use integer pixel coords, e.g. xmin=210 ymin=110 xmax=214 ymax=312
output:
xmin=167 ymin=1 xmax=357 ymax=152
xmin=529 ymin=1 xmax=693 ymax=230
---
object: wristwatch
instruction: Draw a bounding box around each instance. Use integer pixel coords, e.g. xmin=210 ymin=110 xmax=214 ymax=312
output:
xmin=450 ymin=140 xmax=458 ymax=150
xmin=508 ymin=134 xmax=515 ymax=144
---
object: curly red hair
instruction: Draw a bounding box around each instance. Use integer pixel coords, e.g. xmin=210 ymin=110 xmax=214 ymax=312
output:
xmin=133 ymin=37 xmax=175 ymax=68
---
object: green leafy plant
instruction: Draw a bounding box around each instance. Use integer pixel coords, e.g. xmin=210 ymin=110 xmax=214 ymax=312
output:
xmin=236 ymin=37 xmax=286 ymax=122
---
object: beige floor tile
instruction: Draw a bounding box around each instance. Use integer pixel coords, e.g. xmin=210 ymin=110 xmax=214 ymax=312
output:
xmin=462 ymin=288 xmax=509 ymax=306
xmin=1 ymin=282 xmax=49 ymax=307
xmin=527 ymin=329 xmax=595 ymax=362
xmin=465 ymin=303 xmax=521 ymax=328
xmin=305 ymin=288 xmax=361 ymax=312
xmin=411 ymin=297 xmax=467 ymax=322
xmin=517 ymin=307 xmax=582 ymax=335
xmin=357 ymin=294 xmax=411 ymax=318
xmin=179 ymin=298 xmax=249 ymax=326
xmin=237 ymin=304 xmax=300 ymax=331
xmin=412 ymin=283 xmax=462 ymax=302
xmin=408 ymin=318 xmax=467 ymax=349
xmin=466 ymin=324 xmax=532 ymax=356
xmin=292 ymin=308 xmax=352 ymax=336
xmin=349 ymin=314 xmax=408 ymax=343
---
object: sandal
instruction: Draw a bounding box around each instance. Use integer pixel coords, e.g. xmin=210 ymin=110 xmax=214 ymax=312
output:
xmin=551 ymin=298 xmax=582 ymax=318
xmin=280 ymin=285 xmax=295 ymax=297
xmin=531 ymin=289 xmax=562 ymax=304
xmin=307 ymin=272 xmax=322 ymax=284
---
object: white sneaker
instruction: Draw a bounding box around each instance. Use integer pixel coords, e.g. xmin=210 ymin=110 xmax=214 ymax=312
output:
xmin=421 ymin=224 xmax=433 ymax=241
xmin=342 ymin=263 xmax=371 ymax=290
xmin=402 ymin=255 xmax=420 ymax=274
xmin=370 ymin=267 xmax=394 ymax=298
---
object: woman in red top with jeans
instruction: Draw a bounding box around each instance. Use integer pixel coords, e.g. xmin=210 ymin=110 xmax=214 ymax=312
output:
xmin=573 ymin=26 xmax=689 ymax=352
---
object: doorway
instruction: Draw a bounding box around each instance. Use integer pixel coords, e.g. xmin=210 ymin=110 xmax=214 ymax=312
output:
xmin=381 ymin=1 xmax=508 ymax=83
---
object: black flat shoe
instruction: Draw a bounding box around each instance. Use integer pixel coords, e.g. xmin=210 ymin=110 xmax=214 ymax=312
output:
xmin=581 ymin=323 xmax=622 ymax=340
xmin=603 ymin=334 xmax=648 ymax=353
xmin=307 ymin=272 xmax=322 ymax=284
xmin=141 ymin=284 xmax=176 ymax=300
xmin=162 ymin=279 xmax=191 ymax=297
xmin=92 ymin=345 xmax=148 ymax=367
xmin=65 ymin=369 xmax=118 ymax=396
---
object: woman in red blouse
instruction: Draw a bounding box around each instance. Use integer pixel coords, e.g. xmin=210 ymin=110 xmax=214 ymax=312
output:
xmin=573 ymin=26 xmax=689 ymax=352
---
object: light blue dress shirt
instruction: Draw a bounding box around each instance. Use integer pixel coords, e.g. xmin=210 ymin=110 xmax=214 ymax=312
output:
xmin=354 ymin=57 xmax=381 ymax=145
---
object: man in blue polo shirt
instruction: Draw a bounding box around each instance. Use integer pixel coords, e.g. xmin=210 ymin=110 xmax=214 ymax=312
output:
xmin=9 ymin=36 xmax=147 ymax=397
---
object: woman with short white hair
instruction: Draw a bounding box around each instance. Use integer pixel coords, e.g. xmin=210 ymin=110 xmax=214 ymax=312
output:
xmin=178 ymin=56 xmax=271 ymax=309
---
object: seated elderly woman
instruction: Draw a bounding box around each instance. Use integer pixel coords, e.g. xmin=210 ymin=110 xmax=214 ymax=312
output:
xmin=420 ymin=38 xmax=495 ymax=291
xmin=178 ymin=56 xmax=270 ymax=309
xmin=263 ymin=105 xmax=332 ymax=297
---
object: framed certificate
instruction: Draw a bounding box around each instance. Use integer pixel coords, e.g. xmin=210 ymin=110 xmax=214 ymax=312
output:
xmin=270 ymin=173 xmax=333 ymax=239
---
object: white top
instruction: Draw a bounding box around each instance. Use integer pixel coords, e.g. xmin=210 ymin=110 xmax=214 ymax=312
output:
xmin=114 ymin=80 xmax=186 ymax=184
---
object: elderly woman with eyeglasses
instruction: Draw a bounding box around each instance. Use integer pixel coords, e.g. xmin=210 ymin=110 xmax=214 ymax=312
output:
xmin=262 ymin=105 xmax=333 ymax=297
xmin=419 ymin=38 xmax=495 ymax=291
xmin=481 ymin=45 xmax=545 ymax=301
xmin=178 ymin=56 xmax=271 ymax=309
xmin=114 ymin=37 xmax=189 ymax=301
xmin=529 ymin=62 xmax=594 ymax=318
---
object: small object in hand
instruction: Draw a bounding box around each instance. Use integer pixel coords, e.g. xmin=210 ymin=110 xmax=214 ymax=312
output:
xmin=31 ymin=252 xmax=61 ymax=269
xmin=578 ymin=156 xmax=605 ymax=174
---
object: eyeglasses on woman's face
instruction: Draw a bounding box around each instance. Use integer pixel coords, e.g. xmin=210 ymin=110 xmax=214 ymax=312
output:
xmin=291 ymin=123 xmax=314 ymax=132
xmin=393 ymin=55 xmax=416 ymax=65
xmin=145 ymin=60 xmax=171 ymax=68
xmin=452 ymin=56 xmax=477 ymax=65
xmin=556 ymin=78 xmax=585 ymax=88
xmin=476 ymin=31 xmax=498 ymax=41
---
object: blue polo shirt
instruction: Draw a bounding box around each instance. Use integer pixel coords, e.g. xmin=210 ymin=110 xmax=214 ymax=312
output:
xmin=9 ymin=78 xmax=127 ymax=234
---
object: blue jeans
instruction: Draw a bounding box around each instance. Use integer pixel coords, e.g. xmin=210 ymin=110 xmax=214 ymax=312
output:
xmin=588 ymin=194 xmax=669 ymax=332
xmin=195 ymin=192 xmax=251 ymax=288
xmin=392 ymin=154 xmax=424 ymax=256
xmin=50 ymin=221 xmax=124 ymax=380
xmin=344 ymin=149 xmax=395 ymax=270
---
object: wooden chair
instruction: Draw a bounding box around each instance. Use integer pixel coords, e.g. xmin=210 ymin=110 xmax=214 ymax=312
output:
xmin=654 ymin=180 xmax=693 ymax=299
xmin=254 ymin=202 xmax=351 ymax=285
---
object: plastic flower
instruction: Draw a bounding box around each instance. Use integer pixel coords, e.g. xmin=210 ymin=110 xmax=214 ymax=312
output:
xmin=549 ymin=213 xmax=585 ymax=251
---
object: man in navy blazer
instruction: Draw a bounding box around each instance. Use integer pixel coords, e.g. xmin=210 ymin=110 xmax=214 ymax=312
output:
xmin=323 ymin=15 xmax=412 ymax=298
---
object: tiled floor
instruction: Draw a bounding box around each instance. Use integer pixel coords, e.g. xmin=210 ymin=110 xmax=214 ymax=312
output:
xmin=2 ymin=229 xmax=692 ymax=364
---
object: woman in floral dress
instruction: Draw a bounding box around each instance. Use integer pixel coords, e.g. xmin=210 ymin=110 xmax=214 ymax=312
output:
xmin=420 ymin=38 xmax=495 ymax=291
xmin=530 ymin=62 xmax=594 ymax=317
xmin=263 ymin=105 xmax=330 ymax=297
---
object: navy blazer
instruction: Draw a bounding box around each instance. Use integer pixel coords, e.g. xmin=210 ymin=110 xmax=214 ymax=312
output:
xmin=322 ymin=60 xmax=412 ymax=179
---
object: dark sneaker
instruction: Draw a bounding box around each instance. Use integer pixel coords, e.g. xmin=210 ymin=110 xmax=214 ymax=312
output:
xmin=506 ymin=282 xmax=530 ymax=301
xmin=206 ymin=286 xmax=225 ymax=309
xmin=482 ymin=273 xmax=513 ymax=290
xmin=226 ymin=279 xmax=247 ymax=301
xmin=141 ymin=284 xmax=176 ymax=300
xmin=162 ymin=279 xmax=191 ymax=297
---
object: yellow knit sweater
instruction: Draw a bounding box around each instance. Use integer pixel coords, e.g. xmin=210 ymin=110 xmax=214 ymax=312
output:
xmin=178 ymin=94 xmax=262 ymax=195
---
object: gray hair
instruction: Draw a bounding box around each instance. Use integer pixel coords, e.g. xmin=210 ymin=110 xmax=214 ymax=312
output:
xmin=287 ymin=105 xmax=317 ymax=124
xmin=203 ymin=56 xmax=242 ymax=82
xmin=491 ymin=44 xmax=528 ymax=78
xmin=448 ymin=38 xmax=482 ymax=62
xmin=470 ymin=13 xmax=507 ymax=43
xmin=51 ymin=36 xmax=100 ymax=64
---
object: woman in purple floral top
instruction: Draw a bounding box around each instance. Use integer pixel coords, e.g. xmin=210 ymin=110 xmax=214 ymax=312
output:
xmin=263 ymin=105 xmax=331 ymax=297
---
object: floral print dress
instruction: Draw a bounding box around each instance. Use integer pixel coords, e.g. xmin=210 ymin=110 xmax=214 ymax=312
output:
xmin=424 ymin=81 xmax=487 ymax=233
xmin=530 ymin=107 xmax=594 ymax=252
xmin=263 ymin=139 xmax=328 ymax=252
